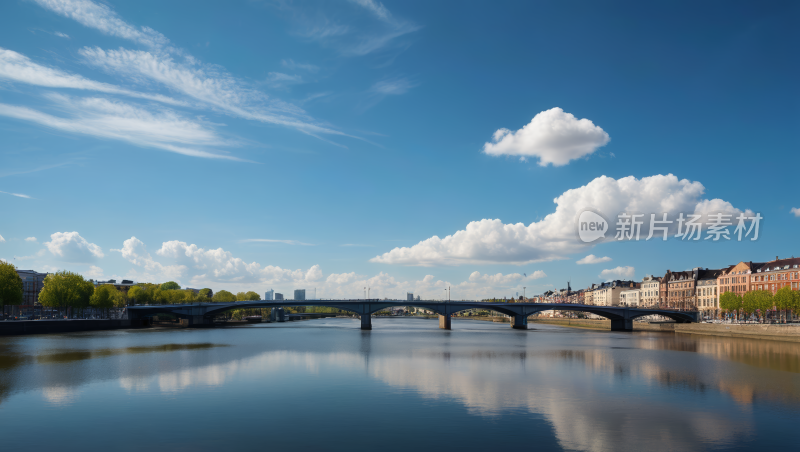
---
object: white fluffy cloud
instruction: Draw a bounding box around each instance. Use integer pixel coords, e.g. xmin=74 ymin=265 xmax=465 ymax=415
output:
xmin=599 ymin=266 xmax=635 ymax=280
xmin=468 ymin=270 xmax=546 ymax=285
xmin=371 ymin=174 xmax=751 ymax=266
xmin=791 ymin=207 xmax=800 ymax=217
xmin=86 ymin=265 xmax=104 ymax=279
xmin=113 ymin=237 xmax=185 ymax=280
xmin=44 ymin=231 xmax=104 ymax=262
xmin=576 ymin=254 xmax=611 ymax=265
xmin=483 ymin=108 xmax=610 ymax=166
xmin=25 ymin=237 xmax=37 ymax=242
xmin=112 ymin=237 xmax=547 ymax=299
xmin=0 ymin=234 xmax=5 ymax=243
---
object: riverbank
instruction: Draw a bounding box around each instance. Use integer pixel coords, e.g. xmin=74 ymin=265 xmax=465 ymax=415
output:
xmin=0 ymin=319 xmax=150 ymax=335
xmin=529 ymin=318 xmax=800 ymax=342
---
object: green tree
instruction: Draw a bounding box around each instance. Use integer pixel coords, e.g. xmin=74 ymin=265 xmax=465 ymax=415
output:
xmin=244 ymin=291 xmax=260 ymax=301
xmin=198 ymin=288 xmax=212 ymax=301
xmin=160 ymin=281 xmax=181 ymax=291
xmin=719 ymin=291 xmax=741 ymax=321
xmin=91 ymin=284 xmax=118 ymax=314
xmin=741 ymin=291 xmax=758 ymax=321
xmin=39 ymin=271 xmax=92 ymax=317
xmin=0 ymin=261 xmax=24 ymax=318
xmin=213 ymin=290 xmax=236 ymax=302
xmin=774 ymin=287 xmax=793 ymax=323
xmin=183 ymin=289 xmax=198 ymax=303
xmin=128 ymin=285 xmax=143 ymax=305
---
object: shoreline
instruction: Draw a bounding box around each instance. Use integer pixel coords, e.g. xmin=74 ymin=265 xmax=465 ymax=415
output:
xmin=528 ymin=318 xmax=800 ymax=342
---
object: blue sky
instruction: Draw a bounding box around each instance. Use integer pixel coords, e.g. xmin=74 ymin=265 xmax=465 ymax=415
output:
xmin=0 ymin=0 xmax=797 ymax=299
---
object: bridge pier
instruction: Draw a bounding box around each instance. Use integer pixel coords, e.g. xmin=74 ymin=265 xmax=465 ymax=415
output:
xmin=610 ymin=318 xmax=633 ymax=332
xmin=439 ymin=314 xmax=451 ymax=330
xmin=188 ymin=315 xmax=213 ymax=327
xmin=510 ymin=314 xmax=527 ymax=330
xmin=360 ymin=314 xmax=372 ymax=330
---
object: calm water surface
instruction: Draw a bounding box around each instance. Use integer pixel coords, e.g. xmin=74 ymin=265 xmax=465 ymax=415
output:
xmin=1 ymin=318 xmax=799 ymax=451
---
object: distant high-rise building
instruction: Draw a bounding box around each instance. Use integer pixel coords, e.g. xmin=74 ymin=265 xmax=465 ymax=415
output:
xmin=265 ymin=289 xmax=274 ymax=301
xmin=274 ymin=293 xmax=284 ymax=301
xmin=407 ymin=292 xmax=414 ymax=301
xmin=16 ymin=269 xmax=47 ymax=306
xmin=294 ymin=289 xmax=306 ymax=301
xmin=415 ymin=295 xmax=421 ymax=301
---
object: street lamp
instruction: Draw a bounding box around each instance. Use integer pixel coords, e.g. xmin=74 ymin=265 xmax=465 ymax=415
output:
xmin=523 ymin=287 xmax=526 ymax=301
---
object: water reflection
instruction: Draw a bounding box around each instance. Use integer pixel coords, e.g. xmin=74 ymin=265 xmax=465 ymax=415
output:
xmin=36 ymin=343 xmax=225 ymax=365
xmin=0 ymin=320 xmax=798 ymax=452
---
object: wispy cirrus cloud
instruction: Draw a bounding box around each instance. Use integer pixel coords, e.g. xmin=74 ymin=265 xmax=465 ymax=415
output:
xmin=279 ymin=0 xmax=419 ymax=57
xmin=33 ymin=0 xmax=170 ymax=50
xmin=0 ymin=94 xmax=243 ymax=160
xmin=241 ymin=239 xmax=315 ymax=246
xmin=30 ymin=0 xmax=355 ymax=145
xmin=265 ymin=72 xmax=305 ymax=89
xmin=281 ymin=59 xmax=319 ymax=73
xmin=0 ymin=47 xmax=185 ymax=106
xmin=78 ymin=47 xmax=350 ymax=139
xmin=0 ymin=190 xmax=33 ymax=199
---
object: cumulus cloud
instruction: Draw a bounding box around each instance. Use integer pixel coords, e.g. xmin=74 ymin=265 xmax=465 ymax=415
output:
xmin=0 ymin=94 xmax=241 ymax=160
xmin=576 ymin=254 xmax=611 ymax=265
xmin=33 ymin=0 xmax=170 ymax=49
xmin=371 ymin=174 xmax=751 ymax=266
xmin=86 ymin=265 xmax=104 ymax=279
xmin=599 ymin=266 xmax=635 ymax=280
xmin=483 ymin=108 xmax=610 ymax=166
xmin=791 ymin=207 xmax=800 ymax=217
xmin=468 ymin=270 xmax=546 ymax=285
xmin=111 ymin=237 xmax=546 ymax=299
xmin=25 ymin=237 xmax=37 ymax=242
xmin=0 ymin=47 xmax=184 ymax=106
xmin=44 ymin=231 xmax=103 ymax=262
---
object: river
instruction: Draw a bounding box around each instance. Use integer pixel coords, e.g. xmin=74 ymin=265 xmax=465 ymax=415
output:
xmin=1 ymin=317 xmax=798 ymax=451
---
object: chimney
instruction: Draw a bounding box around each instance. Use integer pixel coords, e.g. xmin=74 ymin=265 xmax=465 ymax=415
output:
xmin=776 ymin=256 xmax=779 ymax=261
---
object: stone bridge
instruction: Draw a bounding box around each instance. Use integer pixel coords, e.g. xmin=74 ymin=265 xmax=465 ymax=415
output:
xmin=127 ymin=300 xmax=698 ymax=332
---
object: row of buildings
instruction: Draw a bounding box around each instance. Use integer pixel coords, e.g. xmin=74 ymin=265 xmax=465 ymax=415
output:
xmin=531 ymin=256 xmax=800 ymax=317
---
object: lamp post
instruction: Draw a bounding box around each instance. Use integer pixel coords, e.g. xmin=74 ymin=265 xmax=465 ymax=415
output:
xmin=364 ymin=287 xmax=366 ymax=300
xmin=523 ymin=287 xmax=526 ymax=301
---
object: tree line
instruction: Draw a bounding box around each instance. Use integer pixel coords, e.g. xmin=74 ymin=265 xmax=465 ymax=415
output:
xmin=719 ymin=287 xmax=800 ymax=322
xmin=0 ymin=261 xmax=267 ymax=318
